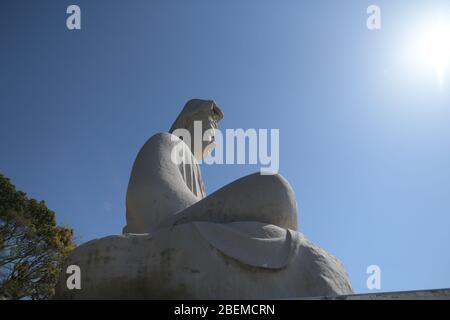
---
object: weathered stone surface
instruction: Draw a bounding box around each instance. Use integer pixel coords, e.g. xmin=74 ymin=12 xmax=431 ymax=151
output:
xmin=55 ymin=99 xmax=354 ymax=299
xmin=55 ymin=222 xmax=353 ymax=299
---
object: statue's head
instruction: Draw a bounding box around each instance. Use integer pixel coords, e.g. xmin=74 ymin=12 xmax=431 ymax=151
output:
xmin=169 ymin=99 xmax=224 ymax=161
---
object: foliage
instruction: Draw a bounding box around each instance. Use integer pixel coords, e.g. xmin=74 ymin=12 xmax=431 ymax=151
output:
xmin=0 ymin=174 xmax=75 ymax=300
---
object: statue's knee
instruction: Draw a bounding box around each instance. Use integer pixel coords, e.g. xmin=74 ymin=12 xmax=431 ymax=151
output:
xmin=242 ymin=173 xmax=298 ymax=228
xmin=265 ymin=174 xmax=296 ymax=208
xmin=246 ymin=173 xmax=295 ymax=199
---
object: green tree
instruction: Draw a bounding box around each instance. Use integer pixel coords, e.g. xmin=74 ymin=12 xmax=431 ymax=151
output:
xmin=0 ymin=174 xmax=75 ymax=300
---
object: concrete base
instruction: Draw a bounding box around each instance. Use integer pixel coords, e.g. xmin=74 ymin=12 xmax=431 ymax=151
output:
xmin=311 ymin=288 xmax=450 ymax=300
xmin=54 ymin=223 xmax=354 ymax=299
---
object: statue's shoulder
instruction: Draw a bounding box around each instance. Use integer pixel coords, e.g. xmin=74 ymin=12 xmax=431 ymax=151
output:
xmin=149 ymin=132 xmax=174 ymax=141
xmin=142 ymin=132 xmax=180 ymax=147
xmin=136 ymin=132 xmax=183 ymax=159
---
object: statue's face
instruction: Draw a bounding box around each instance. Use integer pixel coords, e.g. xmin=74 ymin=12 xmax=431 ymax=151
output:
xmin=170 ymin=99 xmax=223 ymax=161
xmin=186 ymin=113 xmax=218 ymax=161
xmin=201 ymin=115 xmax=218 ymax=159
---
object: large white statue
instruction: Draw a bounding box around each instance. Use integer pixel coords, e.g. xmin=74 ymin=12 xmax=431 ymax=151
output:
xmin=55 ymin=99 xmax=353 ymax=299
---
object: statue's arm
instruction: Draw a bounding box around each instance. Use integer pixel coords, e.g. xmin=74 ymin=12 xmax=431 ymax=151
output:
xmin=124 ymin=133 xmax=199 ymax=233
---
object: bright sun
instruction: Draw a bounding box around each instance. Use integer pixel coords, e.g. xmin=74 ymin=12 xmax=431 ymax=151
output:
xmin=417 ymin=21 xmax=450 ymax=86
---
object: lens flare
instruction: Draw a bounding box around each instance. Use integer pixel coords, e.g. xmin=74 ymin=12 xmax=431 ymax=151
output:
xmin=417 ymin=21 xmax=450 ymax=86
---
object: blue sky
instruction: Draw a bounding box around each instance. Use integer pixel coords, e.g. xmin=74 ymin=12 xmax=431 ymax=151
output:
xmin=1 ymin=0 xmax=450 ymax=294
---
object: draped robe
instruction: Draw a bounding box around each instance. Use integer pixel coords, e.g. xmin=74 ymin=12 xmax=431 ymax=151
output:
xmin=54 ymin=132 xmax=353 ymax=299
xmin=123 ymin=132 xmax=297 ymax=269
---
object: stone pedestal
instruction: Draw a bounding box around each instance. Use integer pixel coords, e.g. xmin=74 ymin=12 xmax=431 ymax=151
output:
xmin=55 ymin=222 xmax=353 ymax=299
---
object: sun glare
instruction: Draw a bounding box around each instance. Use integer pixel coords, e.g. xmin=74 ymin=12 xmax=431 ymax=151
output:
xmin=417 ymin=21 xmax=450 ymax=86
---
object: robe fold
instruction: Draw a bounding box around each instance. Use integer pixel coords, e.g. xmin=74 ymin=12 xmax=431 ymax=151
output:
xmin=124 ymin=132 xmax=295 ymax=269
